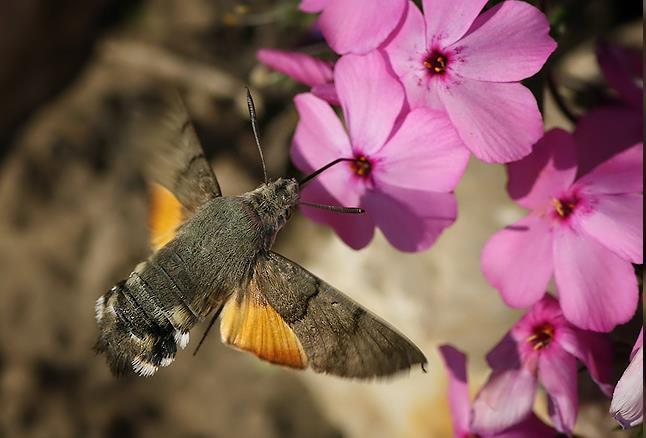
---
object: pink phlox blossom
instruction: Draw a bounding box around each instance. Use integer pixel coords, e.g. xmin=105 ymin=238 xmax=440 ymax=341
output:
xmin=482 ymin=128 xmax=643 ymax=331
xmin=470 ymin=295 xmax=614 ymax=435
xmin=383 ymin=0 xmax=556 ymax=163
xmin=439 ymin=344 xmax=558 ymax=437
xmin=291 ymin=50 xmax=469 ymax=252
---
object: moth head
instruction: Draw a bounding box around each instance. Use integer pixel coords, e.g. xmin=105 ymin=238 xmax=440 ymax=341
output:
xmin=270 ymin=177 xmax=300 ymax=209
xmin=248 ymin=178 xmax=299 ymax=250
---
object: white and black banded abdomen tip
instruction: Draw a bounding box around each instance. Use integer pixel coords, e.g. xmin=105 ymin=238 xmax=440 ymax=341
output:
xmin=94 ymin=282 xmax=190 ymax=377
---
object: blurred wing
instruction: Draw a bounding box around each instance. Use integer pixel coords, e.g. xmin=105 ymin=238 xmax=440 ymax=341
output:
xmin=134 ymin=92 xmax=221 ymax=211
xmin=220 ymin=252 xmax=427 ymax=378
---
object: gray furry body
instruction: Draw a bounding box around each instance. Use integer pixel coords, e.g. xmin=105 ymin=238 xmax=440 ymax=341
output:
xmin=95 ymin=179 xmax=298 ymax=375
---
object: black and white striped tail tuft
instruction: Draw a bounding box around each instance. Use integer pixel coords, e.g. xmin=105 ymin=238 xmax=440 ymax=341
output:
xmin=94 ymin=281 xmax=190 ymax=376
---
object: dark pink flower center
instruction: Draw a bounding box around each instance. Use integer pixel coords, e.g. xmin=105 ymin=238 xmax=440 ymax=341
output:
xmin=527 ymin=323 xmax=555 ymax=350
xmin=423 ymin=50 xmax=449 ymax=75
xmin=552 ymin=195 xmax=579 ymax=219
xmin=350 ymin=155 xmax=372 ymax=177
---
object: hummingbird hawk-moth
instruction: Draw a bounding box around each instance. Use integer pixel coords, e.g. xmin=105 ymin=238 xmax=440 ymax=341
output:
xmin=94 ymin=91 xmax=427 ymax=378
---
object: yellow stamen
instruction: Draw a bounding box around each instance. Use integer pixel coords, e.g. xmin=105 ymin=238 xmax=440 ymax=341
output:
xmin=351 ymin=156 xmax=371 ymax=177
xmin=552 ymin=198 xmax=576 ymax=218
xmin=527 ymin=324 xmax=555 ymax=350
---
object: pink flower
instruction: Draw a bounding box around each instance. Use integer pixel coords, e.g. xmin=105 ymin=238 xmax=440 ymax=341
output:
xmin=439 ymin=344 xmax=558 ymax=437
xmin=575 ymin=43 xmax=643 ymax=177
xmin=383 ymin=0 xmax=556 ymax=163
xmin=291 ymin=51 xmax=469 ymax=251
xmin=470 ymin=296 xmax=614 ymax=435
xmin=482 ymin=129 xmax=643 ymax=332
xmin=299 ymin=0 xmax=407 ymax=55
xmin=256 ymin=49 xmax=339 ymax=104
xmin=610 ymin=328 xmax=643 ymax=428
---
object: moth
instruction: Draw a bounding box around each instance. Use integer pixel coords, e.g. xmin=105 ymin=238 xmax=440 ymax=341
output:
xmin=94 ymin=90 xmax=427 ymax=378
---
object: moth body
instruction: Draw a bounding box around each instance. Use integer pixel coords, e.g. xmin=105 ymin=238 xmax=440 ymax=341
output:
xmin=94 ymin=93 xmax=427 ymax=378
xmin=95 ymin=178 xmax=300 ymax=375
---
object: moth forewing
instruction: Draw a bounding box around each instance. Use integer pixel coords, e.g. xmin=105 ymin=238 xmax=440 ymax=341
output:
xmin=131 ymin=92 xmax=221 ymax=211
xmin=254 ymin=253 xmax=427 ymax=378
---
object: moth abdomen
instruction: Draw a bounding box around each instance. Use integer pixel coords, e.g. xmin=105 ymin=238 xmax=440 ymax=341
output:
xmin=94 ymin=279 xmax=190 ymax=377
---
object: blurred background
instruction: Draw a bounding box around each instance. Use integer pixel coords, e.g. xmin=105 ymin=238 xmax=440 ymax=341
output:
xmin=0 ymin=0 xmax=641 ymax=437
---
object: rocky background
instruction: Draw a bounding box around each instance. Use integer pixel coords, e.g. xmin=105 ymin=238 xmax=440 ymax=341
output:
xmin=0 ymin=1 xmax=641 ymax=437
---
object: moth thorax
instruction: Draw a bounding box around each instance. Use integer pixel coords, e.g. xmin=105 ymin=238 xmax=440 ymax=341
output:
xmin=246 ymin=179 xmax=299 ymax=247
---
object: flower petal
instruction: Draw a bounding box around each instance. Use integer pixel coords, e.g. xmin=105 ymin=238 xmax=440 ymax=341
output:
xmin=299 ymin=173 xmax=376 ymax=250
xmin=539 ymin=345 xmax=578 ymax=434
xmin=557 ymin=326 xmax=614 ymax=396
xmin=335 ymin=51 xmax=404 ymax=154
xmin=450 ymin=1 xmax=556 ymax=82
xmin=494 ymin=413 xmax=558 ymax=438
xmin=597 ymin=43 xmax=643 ymax=109
xmin=507 ymin=129 xmax=578 ymax=209
xmin=374 ymin=108 xmax=469 ymax=192
xmin=319 ymin=0 xmax=406 ymax=55
xmin=574 ymin=105 xmax=642 ymax=178
xmin=438 ymin=345 xmax=471 ymax=436
xmin=576 ymin=193 xmax=643 ymax=264
xmin=553 ymin=228 xmax=639 ymax=332
xmin=291 ymin=93 xmax=352 ymax=172
xmin=481 ymin=214 xmax=553 ymax=308
xmin=471 ymin=368 xmax=537 ymax=435
xmin=575 ymin=142 xmax=643 ymax=195
xmin=311 ymin=83 xmax=339 ymax=105
xmin=383 ymin=2 xmax=437 ymax=109
xmin=363 ymin=186 xmax=456 ymax=252
xmin=610 ymin=347 xmax=643 ymax=428
xmin=299 ymin=0 xmax=327 ymax=13
xmin=437 ymin=78 xmax=543 ymax=163
xmin=257 ymin=49 xmax=333 ymax=87
xmin=487 ymin=333 xmax=523 ymax=370
xmin=422 ymin=0 xmax=488 ymax=47
xmin=631 ymin=329 xmax=643 ymax=360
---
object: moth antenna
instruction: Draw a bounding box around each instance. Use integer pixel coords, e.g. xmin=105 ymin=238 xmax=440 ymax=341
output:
xmin=298 ymin=158 xmax=355 ymax=186
xmin=300 ymin=202 xmax=364 ymax=214
xmin=193 ymin=303 xmax=225 ymax=356
xmin=245 ymin=87 xmax=269 ymax=184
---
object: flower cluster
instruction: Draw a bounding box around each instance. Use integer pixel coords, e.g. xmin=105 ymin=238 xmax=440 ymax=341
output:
xmin=260 ymin=0 xmax=556 ymax=251
xmin=258 ymin=0 xmax=643 ymax=434
xmin=470 ymin=295 xmax=613 ymax=435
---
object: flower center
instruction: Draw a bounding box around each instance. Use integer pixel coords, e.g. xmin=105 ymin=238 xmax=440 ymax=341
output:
xmin=552 ymin=196 xmax=578 ymax=219
xmin=527 ymin=323 xmax=555 ymax=350
xmin=423 ymin=50 xmax=448 ymax=75
xmin=350 ymin=156 xmax=371 ymax=177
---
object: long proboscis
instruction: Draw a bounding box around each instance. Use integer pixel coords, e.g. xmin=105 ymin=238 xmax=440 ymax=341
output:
xmin=297 ymin=158 xmax=364 ymax=215
xmin=300 ymin=202 xmax=364 ymax=214
xmin=298 ymin=158 xmax=355 ymax=186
